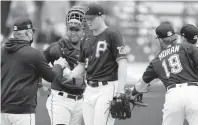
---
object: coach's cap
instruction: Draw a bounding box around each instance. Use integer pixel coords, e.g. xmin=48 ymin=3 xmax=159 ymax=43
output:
xmin=13 ymin=17 xmax=37 ymax=31
xmin=180 ymin=24 xmax=198 ymax=44
xmin=156 ymin=23 xmax=175 ymax=38
xmin=85 ymin=3 xmax=104 ymax=16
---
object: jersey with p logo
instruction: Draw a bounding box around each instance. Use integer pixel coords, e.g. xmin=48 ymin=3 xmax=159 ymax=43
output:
xmin=95 ymin=40 xmax=107 ymax=58
xmin=78 ymin=28 xmax=127 ymax=81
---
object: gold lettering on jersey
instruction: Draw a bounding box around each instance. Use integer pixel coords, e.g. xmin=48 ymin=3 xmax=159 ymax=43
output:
xmin=96 ymin=40 xmax=107 ymax=58
xmin=159 ymin=45 xmax=180 ymax=60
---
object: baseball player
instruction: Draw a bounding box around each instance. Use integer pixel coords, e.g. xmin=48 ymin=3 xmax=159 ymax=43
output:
xmin=63 ymin=3 xmax=127 ymax=125
xmin=180 ymin=24 xmax=198 ymax=47
xmin=130 ymin=23 xmax=198 ymax=125
xmin=43 ymin=5 xmax=86 ymax=125
xmin=1 ymin=17 xmax=65 ymax=125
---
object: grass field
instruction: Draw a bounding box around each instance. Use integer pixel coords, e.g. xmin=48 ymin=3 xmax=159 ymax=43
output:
xmin=35 ymin=63 xmax=189 ymax=125
xmin=36 ymin=87 xmax=165 ymax=125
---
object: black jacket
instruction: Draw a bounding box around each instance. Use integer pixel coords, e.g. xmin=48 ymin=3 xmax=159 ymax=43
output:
xmin=1 ymin=38 xmax=62 ymax=113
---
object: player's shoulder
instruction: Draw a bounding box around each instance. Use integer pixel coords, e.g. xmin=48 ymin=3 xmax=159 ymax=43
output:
xmin=150 ymin=56 xmax=159 ymax=65
xmin=44 ymin=38 xmax=70 ymax=52
xmin=170 ymin=42 xmax=197 ymax=53
xmin=179 ymin=42 xmax=196 ymax=49
xmin=57 ymin=37 xmax=71 ymax=47
xmin=105 ymin=28 xmax=122 ymax=36
xmin=81 ymin=34 xmax=93 ymax=46
xmin=23 ymin=46 xmax=45 ymax=61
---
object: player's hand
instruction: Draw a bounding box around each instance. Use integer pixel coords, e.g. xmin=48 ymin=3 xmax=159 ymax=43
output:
xmin=54 ymin=57 xmax=69 ymax=69
xmin=125 ymin=86 xmax=148 ymax=107
xmin=63 ymin=68 xmax=71 ymax=78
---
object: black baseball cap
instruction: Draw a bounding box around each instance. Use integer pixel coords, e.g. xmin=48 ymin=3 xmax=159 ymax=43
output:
xmin=180 ymin=24 xmax=198 ymax=44
xmin=156 ymin=23 xmax=175 ymax=38
xmin=13 ymin=17 xmax=37 ymax=31
xmin=85 ymin=3 xmax=104 ymax=16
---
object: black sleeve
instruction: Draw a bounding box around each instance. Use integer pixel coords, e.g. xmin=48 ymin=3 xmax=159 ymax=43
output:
xmin=78 ymin=40 xmax=86 ymax=63
xmin=142 ymin=62 xmax=158 ymax=83
xmin=110 ymin=31 xmax=127 ymax=61
xmin=188 ymin=45 xmax=198 ymax=70
xmin=51 ymin=64 xmax=64 ymax=84
xmin=36 ymin=51 xmax=63 ymax=82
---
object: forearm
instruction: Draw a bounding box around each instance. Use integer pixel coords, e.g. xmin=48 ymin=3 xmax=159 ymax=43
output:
xmin=71 ymin=63 xmax=85 ymax=78
xmin=38 ymin=63 xmax=61 ymax=83
xmin=117 ymin=58 xmax=128 ymax=93
xmin=134 ymin=78 xmax=149 ymax=93
xmin=41 ymin=79 xmax=51 ymax=88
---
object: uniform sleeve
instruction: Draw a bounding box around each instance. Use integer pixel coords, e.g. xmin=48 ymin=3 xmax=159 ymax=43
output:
xmin=43 ymin=42 xmax=63 ymax=64
xmin=188 ymin=45 xmax=198 ymax=70
xmin=110 ymin=31 xmax=127 ymax=61
xmin=142 ymin=62 xmax=158 ymax=83
xmin=36 ymin=51 xmax=63 ymax=83
xmin=78 ymin=40 xmax=86 ymax=63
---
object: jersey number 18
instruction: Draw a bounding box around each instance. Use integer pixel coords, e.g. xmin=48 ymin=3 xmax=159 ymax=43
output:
xmin=162 ymin=54 xmax=183 ymax=78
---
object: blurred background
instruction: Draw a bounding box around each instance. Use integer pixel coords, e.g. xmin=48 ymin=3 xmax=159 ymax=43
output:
xmin=1 ymin=1 xmax=198 ymax=125
xmin=1 ymin=0 xmax=198 ymax=62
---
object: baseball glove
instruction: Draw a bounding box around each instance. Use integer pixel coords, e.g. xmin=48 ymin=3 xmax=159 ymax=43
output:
xmin=110 ymin=93 xmax=131 ymax=120
xmin=109 ymin=91 xmax=147 ymax=120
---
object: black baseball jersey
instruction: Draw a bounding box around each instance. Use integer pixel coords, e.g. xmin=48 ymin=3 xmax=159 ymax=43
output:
xmin=142 ymin=43 xmax=198 ymax=88
xmin=44 ymin=38 xmax=85 ymax=95
xmin=79 ymin=28 xmax=127 ymax=81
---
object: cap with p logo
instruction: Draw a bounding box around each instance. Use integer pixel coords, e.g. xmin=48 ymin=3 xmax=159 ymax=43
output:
xmin=156 ymin=23 xmax=175 ymax=38
xmin=85 ymin=3 xmax=104 ymax=16
xmin=180 ymin=24 xmax=198 ymax=44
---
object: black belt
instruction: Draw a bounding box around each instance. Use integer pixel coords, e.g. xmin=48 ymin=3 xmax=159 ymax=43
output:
xmin=167 ymin=82 xmax=198 ymax=91
xmin=58 ymin=92 xmax=83 ymax=100
xmin=87 ymin=81 xmax=108 ymax=87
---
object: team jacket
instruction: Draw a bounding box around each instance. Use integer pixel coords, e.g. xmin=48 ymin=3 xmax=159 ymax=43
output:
xmin=1 ymin=38 xmax=62 ymax=113
xmin=142 ymin=42 xmax=198 ymax=88
xmin=44 ymin=38 xmax=85 ymax=95
xmin=79 ymin=28 xmax=127 ymax=81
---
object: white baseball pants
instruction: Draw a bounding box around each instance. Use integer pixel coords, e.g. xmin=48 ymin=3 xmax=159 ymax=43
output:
xmin=46 ymin=89 xmax=83 ymax=125
xmin=162 ymin=83 xmax=198 ymax=125
xmin=83 ymin=81 xmax=118 ymax=125
xmin=1 ymin=113 xmax=35 ymax=125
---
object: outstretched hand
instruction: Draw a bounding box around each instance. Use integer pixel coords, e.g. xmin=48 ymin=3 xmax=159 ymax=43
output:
xmin=125 ymin=87 xmax=148 ymax=108
xmin=54 ymin=57 xmax=69 ymax=69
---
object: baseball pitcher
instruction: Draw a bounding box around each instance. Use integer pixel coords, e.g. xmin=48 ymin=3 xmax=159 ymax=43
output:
xmin=62 ymin=3 xmax=128 ymax=125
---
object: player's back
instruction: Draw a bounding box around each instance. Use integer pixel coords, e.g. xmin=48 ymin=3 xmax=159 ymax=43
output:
xmin=151 ymin=43 xmax=198 ymax=88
